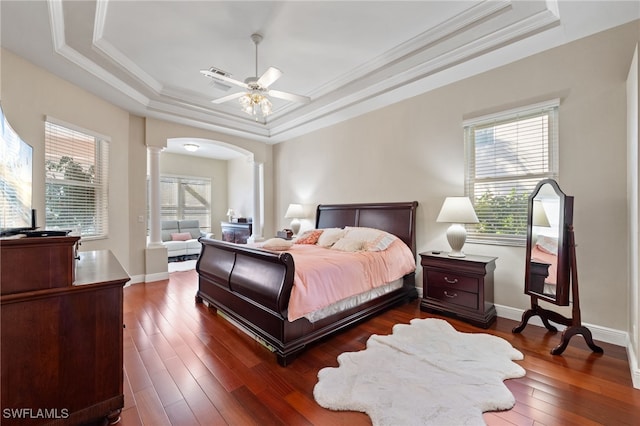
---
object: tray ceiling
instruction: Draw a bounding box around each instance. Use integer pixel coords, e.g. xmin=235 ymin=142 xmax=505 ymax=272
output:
xmin=1 ymin=1 xmax=638 ymax=145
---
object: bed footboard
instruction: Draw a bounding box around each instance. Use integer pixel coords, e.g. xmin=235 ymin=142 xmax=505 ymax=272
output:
xmin=195 ymin=238 xmax=300 ymax=357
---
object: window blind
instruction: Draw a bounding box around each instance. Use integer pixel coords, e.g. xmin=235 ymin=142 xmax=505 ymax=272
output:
xmin=464 ymin=100 xmax=559 ymax=246
xmin=158 ymin=175 xmax=211 ymax=230
xmin=45 ymin=120 xmax=109 ymax=239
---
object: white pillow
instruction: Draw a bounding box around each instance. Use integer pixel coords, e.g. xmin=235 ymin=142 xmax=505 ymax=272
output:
xmin=331 ymin=237 xmax=365 ymax=252
xmin=261 ymin=238 xmax=293 ymax=251
xmin=317 ymin=228 xmax=345 ymax=247
xmin=344 ymin=226 xmax=397 ymax=251
xmin=536 ymin=235 xmax=558 ymax=254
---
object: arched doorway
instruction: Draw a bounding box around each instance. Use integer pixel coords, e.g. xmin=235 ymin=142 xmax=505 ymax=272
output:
xmin=146 ymin=138 xmax=264 ymax=269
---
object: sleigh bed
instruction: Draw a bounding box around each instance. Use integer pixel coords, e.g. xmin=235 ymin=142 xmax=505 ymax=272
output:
xmin=195 ymin=201 xmax=419 ymax=366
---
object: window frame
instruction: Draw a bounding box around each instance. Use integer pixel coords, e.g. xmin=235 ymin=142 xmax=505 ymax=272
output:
xmin=464 ymin=99 xmax=559 ymax=246
xmin=44 ymin=117 xmax=110 ymax=240
xmin=154 ymin=174 xmax=212 ymax=232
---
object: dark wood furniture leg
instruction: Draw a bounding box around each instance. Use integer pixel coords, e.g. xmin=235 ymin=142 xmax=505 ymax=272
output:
xmin=513 ymin=227 xmax=603 ymax=355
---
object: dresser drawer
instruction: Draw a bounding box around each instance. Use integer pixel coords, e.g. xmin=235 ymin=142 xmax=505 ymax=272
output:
xmin=426 ymin=270 xmax=479 ymax=293
xmin=427 ymin=286 xmax=478 ymax=310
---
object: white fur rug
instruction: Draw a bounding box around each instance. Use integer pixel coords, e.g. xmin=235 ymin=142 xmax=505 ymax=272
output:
xmin=313 ymin=318 xmax=525 ymax=426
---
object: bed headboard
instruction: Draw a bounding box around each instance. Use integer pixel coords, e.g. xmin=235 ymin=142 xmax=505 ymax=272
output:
xmin=315 ymin=201 xmax=419 ymax=255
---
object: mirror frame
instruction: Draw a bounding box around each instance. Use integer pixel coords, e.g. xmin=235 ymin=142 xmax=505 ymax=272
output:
xmin=524 ymin=179 xmax=574 ymax=306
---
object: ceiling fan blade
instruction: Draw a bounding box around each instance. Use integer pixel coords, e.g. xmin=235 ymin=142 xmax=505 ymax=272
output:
xmin=200 ymin=69 xmax=249 ymax=89
xmin=268 ymin=89 xmax=310 ymax=104
xmin=211 ymin=92 xmax=245 ymax=104
xmin=257 ymin=67 xmax=282 ymax=88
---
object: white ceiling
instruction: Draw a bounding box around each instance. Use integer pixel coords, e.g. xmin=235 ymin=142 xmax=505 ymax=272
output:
xmin=1 ymin=1 xmax=639 ymax=158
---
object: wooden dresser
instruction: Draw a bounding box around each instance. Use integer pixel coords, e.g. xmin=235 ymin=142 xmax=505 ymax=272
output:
xmin=1 ymin=236 xmax=130 ymax=425
xmin=420 ymin=251 xmax=497 ymax=328
xmin=220 ymin=222 xmax=252 ymax=244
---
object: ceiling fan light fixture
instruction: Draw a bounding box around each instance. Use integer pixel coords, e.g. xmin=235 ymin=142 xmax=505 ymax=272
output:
xmin=203 ymin=33 xmax=309 ymax=118
xmin=183 ymin=143 xmax=200 ymax=152
xmin=259 ymin=97 xmax=272 ymax=116
xmin=239 ymin=92 xmax=272 ymax=118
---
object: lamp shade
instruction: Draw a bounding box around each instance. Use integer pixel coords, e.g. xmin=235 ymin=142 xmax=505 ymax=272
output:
xmin=284 ymin=204 xmax=304 ymax=236
xmin=532 ymin=200 xmax=551 ymax=227
xmin=226 ymin=208 xmax=235 ymax=217
xmin=436 ymin=197 xmax=478 ymax=258
xmin=284 ymin=204 xmax=304 ymax=219
xmin=436 ymin=197 xmax=479 ymax=224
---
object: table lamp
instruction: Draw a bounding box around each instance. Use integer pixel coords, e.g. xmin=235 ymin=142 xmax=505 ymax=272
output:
xmin=284 ymin=204 xmax=304 ymax=236
xmin=436 ymin=196 xmax=479 ymax=258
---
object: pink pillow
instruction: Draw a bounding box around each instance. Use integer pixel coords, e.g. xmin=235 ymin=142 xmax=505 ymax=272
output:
xmin=171 ymin=232 xmax=192 ymax=241
xmin=295 ymin=229 xmax=324 ymax=245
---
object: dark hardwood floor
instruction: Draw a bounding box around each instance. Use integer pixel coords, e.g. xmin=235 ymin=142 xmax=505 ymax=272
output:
xmin=119 ymin=269 xmax=640 ymax=425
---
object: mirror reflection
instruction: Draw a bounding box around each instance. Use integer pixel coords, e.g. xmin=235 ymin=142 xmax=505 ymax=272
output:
xmin=530 ymin=191 xmax=559 ymax=298
xmin=525 ymin=179 xmax=572 ymax=305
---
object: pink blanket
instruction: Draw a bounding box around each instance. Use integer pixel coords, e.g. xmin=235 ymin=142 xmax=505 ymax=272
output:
xmin=283 ymin=239 xmax=416 ymax=321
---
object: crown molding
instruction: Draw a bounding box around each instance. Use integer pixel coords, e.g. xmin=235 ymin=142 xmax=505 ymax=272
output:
xmin=46 ymin=0 xmax=562 ymax=144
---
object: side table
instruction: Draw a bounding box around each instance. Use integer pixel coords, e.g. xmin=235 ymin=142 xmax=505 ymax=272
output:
xmin=420 ymin=251 xmax=497 ymax=328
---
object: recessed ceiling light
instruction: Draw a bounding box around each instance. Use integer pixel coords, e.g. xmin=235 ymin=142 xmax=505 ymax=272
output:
xmin=184 ymin=143 xmax=199 ymax=152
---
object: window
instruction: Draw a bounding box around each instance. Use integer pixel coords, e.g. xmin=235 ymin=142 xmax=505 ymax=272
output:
xmin=464 ymin=100 xmax=559 ymax=246
xmin=45 ymin=119 xmax=109 ymax=239
xmin=158 ymin=175 xmax=211 ymax=231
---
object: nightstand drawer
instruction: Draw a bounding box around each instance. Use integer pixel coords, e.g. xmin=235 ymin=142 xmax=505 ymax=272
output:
xmin=420 ymin=251 xmax=497 ymax=328
xmin=427 ymin=286 xmax=478 ymax=310
xmin=426 ymin=270 xmax=479 ymax=293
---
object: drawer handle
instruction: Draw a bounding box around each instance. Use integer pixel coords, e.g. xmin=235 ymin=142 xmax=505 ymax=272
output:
xmin=444 ymin=291 xmax=458 ymax=298
xmin=444 ymin=277 xmax=458 ymax=284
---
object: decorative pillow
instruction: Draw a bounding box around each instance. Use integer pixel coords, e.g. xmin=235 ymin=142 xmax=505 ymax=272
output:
xmin=262 ymin=238 xmax=293 ymax=251
xmin=295 ymin=229 xmax=324 ymax=245
xmin=344 ymin=226 xmax=397 ymax=251
xmin=331 ymin=238 xmax=365 ymax=252
xmin=317 ymin=228 xmax=345 ymax=247
xmin=171 ymin=232 xmax=192 ymax=241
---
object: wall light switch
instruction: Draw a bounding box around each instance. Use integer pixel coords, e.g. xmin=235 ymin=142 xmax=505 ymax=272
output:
xmin=138 ymin=215 xmax=144 ymax=223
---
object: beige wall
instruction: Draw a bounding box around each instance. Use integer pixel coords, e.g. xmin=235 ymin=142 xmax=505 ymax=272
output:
xmin=227 ymin=157 xmax=254 ymax=225
xmin=0 ymin=48 xmax=271 ymax=280
xmin=1 ymin=49 xmax=132 ymax=270
xmin=274 ymin=21 xmax=640 ymax=332
xmin=128 ymin=115 xmax=148 ymax=277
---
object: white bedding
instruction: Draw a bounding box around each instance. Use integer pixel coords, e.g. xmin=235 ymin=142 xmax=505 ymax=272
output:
xmin=304 ymin=278 xmax=404 ymax=323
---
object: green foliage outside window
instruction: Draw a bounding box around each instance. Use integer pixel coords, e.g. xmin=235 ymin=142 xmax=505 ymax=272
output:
xmin=45 ymin=156 xmax=96 ymax=232
xmin=473 ymin=188 xmax=529 ymax=236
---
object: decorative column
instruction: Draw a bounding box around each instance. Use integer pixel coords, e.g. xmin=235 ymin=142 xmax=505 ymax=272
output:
xmin=247 ymin=161 xmax=264 ymax=243
xmin=147 ymin=146 xmax=164 ymax=247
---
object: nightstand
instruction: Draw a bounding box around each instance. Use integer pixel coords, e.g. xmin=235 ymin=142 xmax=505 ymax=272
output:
xmin=420 ymin=251 xmax=497 ymax=328
xmin=221 ymin=222 xmax=252 ymax=244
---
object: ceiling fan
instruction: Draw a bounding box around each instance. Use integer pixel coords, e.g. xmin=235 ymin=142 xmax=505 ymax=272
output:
xmin=200 ymin=33 xmax=310 ymax=118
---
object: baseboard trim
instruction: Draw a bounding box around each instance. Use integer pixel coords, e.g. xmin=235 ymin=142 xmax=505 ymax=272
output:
xmin=126 ymin=274 xmax=145 ymax=286
xmin=495 ymin=304 xmax=628 ymax=347
xmin=626 ymin=342 xmax=640 ymax=389
xmin=144 ymin=271 xmax=169 ymax=283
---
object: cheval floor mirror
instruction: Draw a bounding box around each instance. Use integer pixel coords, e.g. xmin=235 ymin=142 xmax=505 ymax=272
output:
xmin=512 ymin=179 xmax=603 ymax=355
